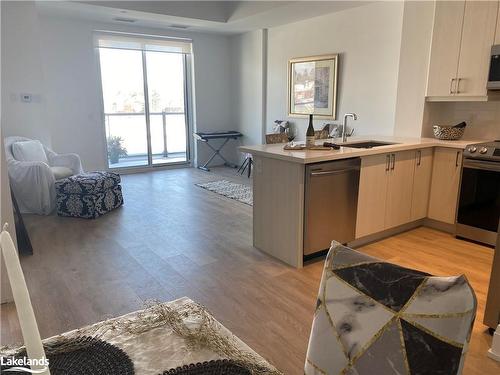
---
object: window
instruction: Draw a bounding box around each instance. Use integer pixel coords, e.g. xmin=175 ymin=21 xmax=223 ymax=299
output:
xmin=96 ymin=32 xmax=193 ymax=169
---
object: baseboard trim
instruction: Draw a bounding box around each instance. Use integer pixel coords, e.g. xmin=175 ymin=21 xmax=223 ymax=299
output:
xmin=348 ymin=218 xmax=459 ymax=248
xmin=112 ymin=162 xmax=193 ymax=175
xmin=423 ymin=218 xmax=456 ymax=234
xmin=348 ymin=220 xmax=424 ymax=248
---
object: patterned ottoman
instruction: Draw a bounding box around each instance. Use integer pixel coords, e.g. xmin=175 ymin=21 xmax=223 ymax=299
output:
xmin=305 ymin=241 xmax=477 ymax=375
xmin=55 ymin=171 xmax=123 ymax=219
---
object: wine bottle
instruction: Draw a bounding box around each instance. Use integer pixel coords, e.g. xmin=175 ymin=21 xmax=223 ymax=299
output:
xmin=306 ymin=114 xmax=315 ymax=148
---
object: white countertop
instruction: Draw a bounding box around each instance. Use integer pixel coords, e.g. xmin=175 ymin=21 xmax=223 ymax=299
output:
xmin=239 ymin=136 xmax=483 ymax=164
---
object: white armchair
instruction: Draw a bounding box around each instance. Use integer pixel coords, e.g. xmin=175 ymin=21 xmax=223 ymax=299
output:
xmin=4 ymin=136 xmax=83 ymax=215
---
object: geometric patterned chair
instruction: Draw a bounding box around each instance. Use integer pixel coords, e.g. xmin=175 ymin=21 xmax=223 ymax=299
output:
xmin=55 ymin=171 xmax=123 ymax=219
xmin=305 ymin=241 xmax=477 ymax=375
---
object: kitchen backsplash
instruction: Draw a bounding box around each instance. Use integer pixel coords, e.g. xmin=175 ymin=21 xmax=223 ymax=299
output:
xmin=423 ymin=101 xmax=500 ymax=140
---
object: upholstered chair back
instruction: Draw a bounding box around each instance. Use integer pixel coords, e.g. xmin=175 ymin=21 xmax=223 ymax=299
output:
xmin=305 ymin=241 xmax=477 ymax=375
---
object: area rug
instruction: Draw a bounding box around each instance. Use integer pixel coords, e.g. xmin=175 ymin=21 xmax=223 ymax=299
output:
xmin=196 ymin=180 xmax=253 ymax=206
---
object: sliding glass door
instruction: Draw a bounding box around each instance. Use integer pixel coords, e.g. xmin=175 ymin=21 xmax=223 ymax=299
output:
xmin=100 ymin=48 xmax=149 ymax=168
xmin=98 ymin=38 xmax=190 ymax=169
xmin=145 ymin=51 xmax=188 ymax=165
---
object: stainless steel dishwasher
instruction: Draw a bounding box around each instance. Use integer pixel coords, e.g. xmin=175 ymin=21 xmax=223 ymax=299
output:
xmin=304 ymin=158 xmax=361 ymax=256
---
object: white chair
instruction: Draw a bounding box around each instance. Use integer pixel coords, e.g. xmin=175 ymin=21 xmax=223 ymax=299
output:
xmin=4 ymin=136 xmax=83 ymax=215
xmin=0 ymin=226 xmax=50 ymax=374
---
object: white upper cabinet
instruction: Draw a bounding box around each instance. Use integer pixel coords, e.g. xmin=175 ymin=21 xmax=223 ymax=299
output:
xmin=427 ymin=0 xmax=464 ymax=97
xmin=456 ymin=1 xmax=499 ymax=97
xmin=426 ymin=0 xmax=499 ymax=100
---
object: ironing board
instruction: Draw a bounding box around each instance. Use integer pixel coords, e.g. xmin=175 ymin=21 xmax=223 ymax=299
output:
xmin=193 ymin=131 xmax=242 ymax=171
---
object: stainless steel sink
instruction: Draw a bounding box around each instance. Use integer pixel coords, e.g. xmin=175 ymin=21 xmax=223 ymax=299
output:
xmin=343 ymin=141 xmax=398 ymax=149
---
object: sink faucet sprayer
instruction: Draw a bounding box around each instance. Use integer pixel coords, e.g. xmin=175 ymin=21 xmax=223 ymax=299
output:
xmin=342 ymin=113 xmax=357 ymax=143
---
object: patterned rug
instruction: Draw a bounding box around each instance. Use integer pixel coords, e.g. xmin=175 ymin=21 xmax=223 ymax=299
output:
xmin=196 ymin=180 xmax=253 ymax=206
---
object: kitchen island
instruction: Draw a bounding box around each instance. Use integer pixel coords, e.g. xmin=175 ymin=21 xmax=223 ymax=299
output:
xmin=240 ymin=136 xmax=477 ymax=267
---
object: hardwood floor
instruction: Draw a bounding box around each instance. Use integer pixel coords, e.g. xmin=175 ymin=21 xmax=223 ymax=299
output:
xmin=0 ymin=166 xmax=498 ymax=374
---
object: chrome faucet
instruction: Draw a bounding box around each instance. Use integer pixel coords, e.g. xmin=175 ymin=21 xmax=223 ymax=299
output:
xmin=342 ymin=113 xmax=357 ymax=143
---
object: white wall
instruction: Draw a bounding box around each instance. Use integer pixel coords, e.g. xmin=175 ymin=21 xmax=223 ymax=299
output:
xmin=187 ymin=24 xmax=237 ymax=165
xmin=0 ymin=2 xmax=14 ymax=305
xmin=1 ymin=1 xmax=50 ymax=146
xmin=37 ymin=14 xmax=237 ymax=170
xmin=423 ymin=101 xmax=500 ymax=140
xmin=230 ymin=29 xmax=265 ymax=156
xmin=265 ymin=1 xmax=404 ymax=140
xmin=1 ymin=1 xmax=238 ymax=171
xmin=37 ymin=16 xmax=107 ymax=171
xmin=11 ymin=0 xmax=490 ymax=176
xmin=393 ymin=0 xmax=435 ymax=137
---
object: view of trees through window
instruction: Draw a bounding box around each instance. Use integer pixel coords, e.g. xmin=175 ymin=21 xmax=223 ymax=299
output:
xmin=99 ymin=47 xmax=188 ymax=168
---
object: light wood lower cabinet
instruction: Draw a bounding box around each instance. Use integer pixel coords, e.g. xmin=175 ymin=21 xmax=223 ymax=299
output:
xmin=411 ymin=148 xmax=433 ymax=220
xmin=356 ymin=149 xmax=435 ymax=239
xmin=428 ymin=147 xmax=463 ymax=224
xmin=356 ymin=153 xmax=390 ymax=238
xmin=356 ymin=150 xmax=416 ymax=238
xmin=385 ymin=151 xmax=415 ymax=229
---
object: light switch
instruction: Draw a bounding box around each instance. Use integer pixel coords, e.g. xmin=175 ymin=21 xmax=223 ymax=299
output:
xmin=20 ymin=93 xmax=32 ymax=103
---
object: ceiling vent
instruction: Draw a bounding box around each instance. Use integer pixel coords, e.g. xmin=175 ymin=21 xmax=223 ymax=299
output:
xmin=113 ymin=17 xmax=137 ymax=23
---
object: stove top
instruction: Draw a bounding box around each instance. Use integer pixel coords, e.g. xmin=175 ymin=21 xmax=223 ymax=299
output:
xmin=464 ymin=140 xmax=500 ymax=161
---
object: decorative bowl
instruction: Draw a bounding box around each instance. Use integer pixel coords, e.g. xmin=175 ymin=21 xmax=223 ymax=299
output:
xmin=432 ymin=123 xmax=466 ymax=140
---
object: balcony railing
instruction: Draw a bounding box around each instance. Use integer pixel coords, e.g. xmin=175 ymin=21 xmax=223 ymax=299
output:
xmin=104 ymin=111 xmax=188 ymax=168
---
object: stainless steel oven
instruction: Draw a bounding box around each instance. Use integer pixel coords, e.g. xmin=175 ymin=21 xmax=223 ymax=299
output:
xmin=457 ymin=141 xmax=500 ymax=246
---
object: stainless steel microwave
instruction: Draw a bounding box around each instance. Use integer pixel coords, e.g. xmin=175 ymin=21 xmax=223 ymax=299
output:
xmin=488 ymin=45 xmax=500 ymax=90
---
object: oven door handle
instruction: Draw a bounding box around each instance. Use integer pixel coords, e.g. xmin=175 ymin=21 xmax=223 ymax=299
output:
xmin=463 ymin=158 xmax=500 ymax=172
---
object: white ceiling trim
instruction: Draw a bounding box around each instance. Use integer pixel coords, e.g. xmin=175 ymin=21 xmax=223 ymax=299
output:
xmin=36 ymin=1 xmax=372 ymax=35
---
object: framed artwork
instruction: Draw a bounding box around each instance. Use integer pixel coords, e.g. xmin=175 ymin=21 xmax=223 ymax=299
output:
xmin=288 ymin=54 xmax=338 ymax=119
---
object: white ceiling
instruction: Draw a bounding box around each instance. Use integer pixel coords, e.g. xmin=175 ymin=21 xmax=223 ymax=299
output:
xmin=36 ymin=1 xmax=371 ymax=34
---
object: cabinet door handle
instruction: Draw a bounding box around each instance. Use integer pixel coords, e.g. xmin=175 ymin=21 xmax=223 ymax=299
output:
xmin=450 ymin=78 xmax=456 ymax=94
xmin=391 ymin=154 xmax=396 ymax=170
xmin=417 ymin=150 xmax=421 ymax=166
xmin=386 ymin=154 xmax=390 ymax=172
xmin=456 ymin=151 xmax=460 ymax=167
xmin=310 ymin=167 xmax=359 ymax=177
xmin=456 ymin=78 xmax=462 ymax=94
